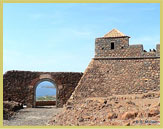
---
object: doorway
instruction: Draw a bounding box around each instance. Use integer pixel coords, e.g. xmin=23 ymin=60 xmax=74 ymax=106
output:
xmin=34 ymin=79 xmax=57 ymax=107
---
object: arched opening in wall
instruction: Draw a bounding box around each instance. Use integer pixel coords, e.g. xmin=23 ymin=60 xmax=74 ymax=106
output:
xmin=34 ymin=79 xmax=57 ymax=108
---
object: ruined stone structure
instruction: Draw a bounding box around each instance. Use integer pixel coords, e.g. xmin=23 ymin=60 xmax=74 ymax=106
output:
xmin=68 ymin=29 xmax=160 ymax=103
xmin=3 ymin=29 xmax=160 ymax=109
xmin=3 ymin=71 xmax=83 ymax=107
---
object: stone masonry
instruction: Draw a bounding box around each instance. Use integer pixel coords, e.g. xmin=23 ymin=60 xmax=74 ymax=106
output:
xmin=3 ymin=71 xmax=83 ymax=107
xmin=68 ymin=29 xmax=160 ymax=104
xmin=3 ymin=29 xmax=160 ymax=109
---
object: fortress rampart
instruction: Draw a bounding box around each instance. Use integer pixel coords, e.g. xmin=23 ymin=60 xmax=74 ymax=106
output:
xmin=3 ymin=29 xmax=160 ymax=108
xmin=95 ymin=37 xmax=160 ymax=58
xmin=68 ymin=29 xmax=160 ymax=103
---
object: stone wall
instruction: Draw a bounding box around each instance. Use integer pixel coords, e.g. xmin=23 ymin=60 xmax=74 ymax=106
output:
xmin=156 ymin=44 xmax=160 ymax=56
xmin=3 ymin=71 xmax=83 ymax=107
xmin=3 ymin=101 xmax=23 ymax=120
xmin=95 ymin=37 xmax=160 ymax=58
xmin=69 ymin=57 xmax=160 ymax=103
xmin=68 ymin=35 xmax=160 ymax=104
xmin=95 ymin=37 xmax=129 ymax=57
xmin=36 ymin=101 xmax=56 ymax=106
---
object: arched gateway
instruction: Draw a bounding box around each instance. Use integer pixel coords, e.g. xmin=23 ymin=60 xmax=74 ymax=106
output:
xmin=34 ymin=78 xmax=58 ymax=107
xmin=3 ymin=71 xmax=83 ymax=108
xmin=29 ymin=74 xmax=61 ymax=108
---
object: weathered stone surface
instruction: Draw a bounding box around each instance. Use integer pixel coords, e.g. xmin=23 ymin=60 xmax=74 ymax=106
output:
xmin=3 ymin=101 xmax=23 ymax=120
xmin=49 ymin=92 xmax=160 ymax=126
xmin=3 ymin=71 xmax=83 ymax=108
xmin=121 ymin=111 xmax=138 ymax=120
xmin=95 ymin=32 xmax=160 ymax=58
xmin=68 ymin=30 xmax=160 ymax=105
xmin=3 ymin=29 xmax=160 ymax=126
xmin=69 ymin=58 xmax=160 ymax=103
xmin=108 ymin=112 xmax=117 ymax=119
xmin=36 ymin=101 xmax=56 ymax=106
xmin=148 ymin=108 xmax=160 ymax=117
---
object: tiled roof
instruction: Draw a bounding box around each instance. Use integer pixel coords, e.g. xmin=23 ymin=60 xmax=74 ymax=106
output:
xmin=104 ymin=29 xmax=128 ymax=38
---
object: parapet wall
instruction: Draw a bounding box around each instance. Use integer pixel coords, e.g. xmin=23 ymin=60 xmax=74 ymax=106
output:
xmin=95 ymin=37 xmax=160 ymax=58
xmin=36 ymin=101 xmax=56 ymax=106
xmin=156 ymin=44 xmax=160 ymax=56
xmin=3 ymin=71 xmax=83 ymax=107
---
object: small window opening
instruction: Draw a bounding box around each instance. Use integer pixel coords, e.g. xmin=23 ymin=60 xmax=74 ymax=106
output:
xmin=8 ymin=98 xmax=11 ymax=101
xmin=102 ymin=47 xmax=104 ymax=50
xmin=111 ymin=42 xmax=114 ymax=49
xmin=121 ymin=46 xmax=124 ymax=49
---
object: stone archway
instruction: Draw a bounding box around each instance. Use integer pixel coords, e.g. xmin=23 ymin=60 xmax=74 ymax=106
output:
xmin=33 ymin=78 xmax=59 ymax=108
xmin=3 ymin=71 xmax=83 ymax=108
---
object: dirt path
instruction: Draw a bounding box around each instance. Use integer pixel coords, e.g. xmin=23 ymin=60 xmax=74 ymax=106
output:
xmin=3 ymin=106 xmax=63 ymax=126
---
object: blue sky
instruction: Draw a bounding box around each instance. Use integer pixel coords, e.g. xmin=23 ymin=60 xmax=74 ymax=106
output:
xmin=3 ymin=3 xmax=160 ymax=73
xmin=36 ymin=81 xmax=56 ymax=97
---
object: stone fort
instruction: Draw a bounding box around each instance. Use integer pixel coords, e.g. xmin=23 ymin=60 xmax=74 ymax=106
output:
xmin=3 ymin=29 xmax=160 ymax=107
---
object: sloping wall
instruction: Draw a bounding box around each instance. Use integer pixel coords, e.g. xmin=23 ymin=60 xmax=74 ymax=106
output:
xmin=68 ymin=57 xmax=160 ymax=104
xmin=68 ymin=34 xmax=160 ymax=104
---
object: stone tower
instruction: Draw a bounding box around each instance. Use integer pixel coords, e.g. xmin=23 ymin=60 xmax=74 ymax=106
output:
xmin=68 ymin=29 xmax=160 ymax=104
xmin=95 ymin=29 xmax=130 ymax=57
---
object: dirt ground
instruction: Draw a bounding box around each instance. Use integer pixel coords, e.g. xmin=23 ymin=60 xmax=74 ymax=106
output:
xmin=3 ymin=92 xmax=160 ymax=126
xmin=3 ymin=106 xmax=63 ymax=126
